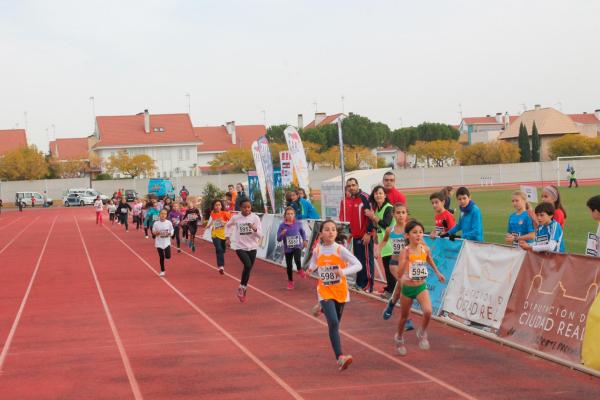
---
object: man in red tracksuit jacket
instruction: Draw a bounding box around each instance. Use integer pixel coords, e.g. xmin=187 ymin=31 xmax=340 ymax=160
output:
xmin=339 ymin=177 xmax=375 ymax=292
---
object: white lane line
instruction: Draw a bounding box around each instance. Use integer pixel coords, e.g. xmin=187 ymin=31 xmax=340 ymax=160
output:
xmin=103 ymin=225 xmax=304 ymax=400
xmin=182 ymin=247 xmax=479 ymax=400
xmin=0 ymin=216 xmax=56 ymax=372
xmin=75 ymin=218 xmax=143 ymax=400
xmin=0 ymin=216 xmax=23 ymax=232
xmin=0 ymin=217 xmax=40 ymax=257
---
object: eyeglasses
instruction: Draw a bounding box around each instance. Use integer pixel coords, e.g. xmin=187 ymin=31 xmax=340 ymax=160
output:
xmin=383 ymin=178 xmax=394 ymax=182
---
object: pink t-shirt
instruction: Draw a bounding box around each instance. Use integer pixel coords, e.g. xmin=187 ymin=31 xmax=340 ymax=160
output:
xmin=225 ymin=213 xmax=263 ymax=251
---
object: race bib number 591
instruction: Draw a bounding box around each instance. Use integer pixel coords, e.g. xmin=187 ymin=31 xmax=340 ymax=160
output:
xmin=239 ymin=223 xmax=253 ymax=235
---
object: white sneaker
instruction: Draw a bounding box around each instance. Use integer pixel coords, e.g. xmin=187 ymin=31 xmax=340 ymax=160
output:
xmin=394 ymin=333 xmax=407 ymax=356
xmin=416 ymin=328 xmax=430 ymax=350
xmin=159 ymin=271 xmax=165 ymax=277
xmin=145 ymin=236 xmax=149 ymax=239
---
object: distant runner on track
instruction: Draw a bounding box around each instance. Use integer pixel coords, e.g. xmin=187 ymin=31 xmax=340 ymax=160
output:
xmin=152 ymin=209 xmax=174 ymax=277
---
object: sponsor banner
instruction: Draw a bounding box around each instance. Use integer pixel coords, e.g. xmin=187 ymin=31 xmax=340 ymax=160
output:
xmin=256 ymin=213 xmax=274 ymax=259
xmin=247 ymin=172 xmax=259 ymax=203
xmin=321 ymin=182 xmax=343 ymax=220
xmin=520 ymin=185 xmax=538 ymax=203
xmin=442 ymin=241 xmax=525 ymax=329
xmin=583 ymin=293 xmax=600 ymax=370
xmin=251 ymin=141 xmax=268 ymax=212
xmin=257 ymin=136 xmax=276 ymax=213
xmin=499 ymin=252 xmax=600 ymax=364
xmin=411 ymin=237 xmax=463 ymax=316
xmin=279 ymin=151 xmax=293 ymax=187
xmin=283 ymin=126 xmax=310 ymax=193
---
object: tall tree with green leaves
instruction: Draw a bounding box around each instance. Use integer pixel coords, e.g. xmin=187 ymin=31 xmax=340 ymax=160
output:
xmin=518 ymin=123 xmax=531 ymax=162
xmin=531 ymin=121 xmax=540 ymax=162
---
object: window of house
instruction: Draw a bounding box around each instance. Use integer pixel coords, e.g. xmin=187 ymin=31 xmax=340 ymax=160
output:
xmin=178 ymin=149 xmax=183 ymax=161
xmin=185 ymin=148 xmax=190 ymax=160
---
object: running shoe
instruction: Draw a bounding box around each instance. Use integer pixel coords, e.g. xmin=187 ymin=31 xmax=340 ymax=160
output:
xmin=382 ymin=300 xmax=395 ymax=320
xmin=145 ymin=236 xmax=149 ymax=239
xmin=191 ymin=244 xmax=196 ymax=252
xmin=394 ymin=333 xmax=407 ymax=356
xmin=159 ymin=271 xmax=165 ymax=277
xmin=237 ymin=287 xmax=246 ymax=303
xmin=177 ymin=248 xmax=181 ymax=253
xmin=405 ymin=319 xmax=415 ymax=331
xmin=286 ymin=281 xmax=294 ymax=290
xmin=298 ymin=269 xmax=306 ymax=279
xmin=416 ymin=328 xmax=430 ymax=350
xmin=337 ymin=355 xmax=353 ymax=371
xmin=311 ymin=303 xmax=322 ymax=318
xmin=218 ymin=266 xmax=224 ymax=275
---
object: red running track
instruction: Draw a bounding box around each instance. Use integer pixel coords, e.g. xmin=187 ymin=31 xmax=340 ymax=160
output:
xmin=0 ymin=208 xmax=598 ymax=399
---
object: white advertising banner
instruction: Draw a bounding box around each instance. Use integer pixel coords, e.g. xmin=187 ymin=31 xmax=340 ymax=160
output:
xmin=283 ymin=126 xmax=310 ymax=192
xmin=258 ymin=136 xmax=276 ymax=213
xmin=279 ymin=151 xmax=293 ymax=187
xmin=442 ymin=241 xmax=525 ymax=329
xmin=251 ymin=140 xmax=268 ymax=212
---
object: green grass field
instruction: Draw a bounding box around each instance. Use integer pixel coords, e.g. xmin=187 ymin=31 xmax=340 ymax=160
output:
xmin=314 ymin=185 xmax=599 ymax=254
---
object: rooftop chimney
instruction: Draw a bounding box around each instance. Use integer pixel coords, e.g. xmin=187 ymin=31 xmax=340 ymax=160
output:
xmin=595 ymin=109 xmax=600 ymax=120
xmin=297 ymin=114 xmax=304 ymax=129
xmin=503 ymin=112 xmax=510 ymax=129
xmin=534 ymin=104 xmax=541 ymax=111
xmin=144 ymin=109 xmax=150 ymax=133
xmin=495 ymin=112 xmax=502 ymax=124
xmin=226 ymin=121 xmax=236 ymax=145
xmin=315 ymin=112 xmax=326 ymax=127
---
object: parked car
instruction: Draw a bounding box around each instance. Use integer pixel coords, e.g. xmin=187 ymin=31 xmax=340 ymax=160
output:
xmin=148 ymin=179 xmax=175 ymax=200
xmin=63 ymin=193 xmax=86 ymax=207
xmin=15 ymin=191 xmax=53 ymax=207
xmin=124 ymin=189 xmax=138 ymax=202
xmin=64 ymin=188 xmax=108 ymax=205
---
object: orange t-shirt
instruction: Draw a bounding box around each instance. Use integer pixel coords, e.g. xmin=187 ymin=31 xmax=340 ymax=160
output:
xmin=211 ymin=211 xmax=231 ymax=239
xmin=315 ymin=245 xmax=349 ymax=303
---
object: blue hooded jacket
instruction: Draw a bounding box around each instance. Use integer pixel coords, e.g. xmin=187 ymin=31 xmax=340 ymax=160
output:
xmin=448 ymin=200 xmax=483 ymax=241
xmin=298 ymin=198 xmax=320 ymax=219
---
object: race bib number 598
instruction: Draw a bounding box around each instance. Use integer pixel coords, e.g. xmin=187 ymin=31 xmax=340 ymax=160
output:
xmin=319 ymin=265 xmax=341 ymax=286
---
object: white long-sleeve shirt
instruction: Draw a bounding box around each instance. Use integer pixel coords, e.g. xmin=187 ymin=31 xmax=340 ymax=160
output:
xmin=225 ymin=213 xmax=262 ymax=251
xmin=307 ymin=243 xmax=362 ymax=276
xmin=152 ymin=220 xmax=174 ymax=249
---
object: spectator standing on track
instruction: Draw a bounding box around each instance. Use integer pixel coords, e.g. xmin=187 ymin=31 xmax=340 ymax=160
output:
xmin=180 ymin=186 xmax=189 ymax=202
xmin=296 ymin=189 xmax=320 ymax=219
xmin=428 ymin=191 xmax=455 ymax=238
xmin=586 ymin=195 xmax=600 ymax=257
xmin=286 ymin=191 xmax=302 ymax=217
xmin=152 ymin=209 xmax=174 ymax=277
xmin=107 ymin=200 xmax=117 ymax=225
xmin=382 ymin=171 xmax=407 ymax=206
xmin=297 ymin=188 xmax=311 ymax=204
xmin=184 ymin=199 xmax=201 ymax=252
xmin=234 ymin=182 xmax=248 ymax=211
xmin=94 ymin=196 xmax=104 ymax=225
xmin=0 ymin=199 xmax=3 ymax=214
xmin=364 ymin=185 xmax=393 ymax=297
xmin=441 ymin=186 xmax=454 ymax=214
xmin=504 ymin=191 xmax=535 ymax=248
xmin=31 ymin=195 xmax=35 ymax=208
xmin=225 ymin=199 xmax=262 ymax=303
xmin=116 ymin=197 xmax=132 ymax=232
xmin=443 ymin=187 xmax=483 ymax=241
xmin=277 ymin=206 xmax=307 ymax=289
xmin=307 ymin=220 xmax=361 ymax=371
xmin=568 ymin=168 xmax=579 ymax=188
xmin=17 ymin=194 xmax=23 ymax=212
xmin=206 ymin=199 xmax=231 ymax=274
xmin=339 ymin=178 xmax=375 ymax=292
xmin=519 ymin=203 xmax=564 ymax=253
xmin=168 ymin=203 xmax=184 ymax=253
xmin=541 ymin=185 xmax=567 ymax=228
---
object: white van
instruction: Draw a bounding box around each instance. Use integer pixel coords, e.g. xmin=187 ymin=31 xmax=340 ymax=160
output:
xmin=15 ymin=192 xmax=53 ymax=207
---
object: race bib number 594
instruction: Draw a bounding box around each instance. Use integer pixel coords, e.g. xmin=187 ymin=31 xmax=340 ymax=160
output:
xmin=409 ymin=261 xmax=428 ymax=280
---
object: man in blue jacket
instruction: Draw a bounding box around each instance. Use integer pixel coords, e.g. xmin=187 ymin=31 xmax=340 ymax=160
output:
xmin=444 ymin=187 xmax=483 ymax=241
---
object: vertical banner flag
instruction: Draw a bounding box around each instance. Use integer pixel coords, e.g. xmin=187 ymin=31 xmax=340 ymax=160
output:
xmin=257 ymin=136 xmax=276 ymax=213
xmin=279 ymin=151 xmax=293 ymax=187
xmin=499 ymin=252 xmax=600 ymax=364
xmin=247 ymin=171 xmax=259 ymax=202
xmin=251 ymin=140 xmax=268 ymax=212
xmin=283 ymin=126 xmax=310 ymax=193
xmin=442 ymin=241 xmax=525 ymax=329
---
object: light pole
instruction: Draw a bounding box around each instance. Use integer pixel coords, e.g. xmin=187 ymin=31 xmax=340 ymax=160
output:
xmin=341 ymin=95 xmax=345 ymax=114
xmin=89 ymin=96 xmax=96 ymax=130
xmin=185 ymin=93 xmax=191 ymax=116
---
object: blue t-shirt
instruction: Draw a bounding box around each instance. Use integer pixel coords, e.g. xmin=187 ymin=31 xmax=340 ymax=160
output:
xmin=507 ymin=211 xmax=535 ymax=246
xmin=388 ymin=229 xmax=406 ymax=264
xmin=534 ymin=221 xmax=565 ymax=253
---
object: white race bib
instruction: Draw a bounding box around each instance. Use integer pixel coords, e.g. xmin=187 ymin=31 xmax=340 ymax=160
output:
xmin=391 ymin=238 xmax=405 ymax=255
xmin=319 ymin=265 xmax=341 ymax=286
xmin=286 ymin=235 xmax=301 ymax=247
xmin=152 ymin=215 xmax=158 ymax=221
xmin=159 ymin=230 xmax=171 ymax=238
xmin=187 ymin=214 xmax=197 ymax=221
xmin=435 ymin=226 xmax=444 ymax=234
xmin=171 ymin=217 xmax=180 ymax=226
xmin=239 ymin=223 xmax=253 ymax=235
xmin=408 ymin=261 xmax=428 ymax=280
xmin=586 ymin=233 xmax=598 ymax=257
xmin=120 ymin=208 xmax=128 ymax=214
xmin=536 ymin=234 xmax=549 ymax=246
xmin=213 ymin=219 xmax=224 ymax=229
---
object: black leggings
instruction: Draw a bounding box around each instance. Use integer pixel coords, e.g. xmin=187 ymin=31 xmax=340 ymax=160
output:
xmin=134 ymin=215 xmax=142 ymax=230
xmin=188 ymin=224 xmax=198 ymax=242
xmin=157 ymin=246 xmax=171 ymax=272
xmin=382 ymin=255 xmax=396 ymax=293
xmin=172 ymin=226 xmax=181 ymax=248
xmin=285 ymin=248 xmax=302 ymax=281
xmin=182 ymin=224 xmax=189 ymax=239
xmin=320 ymin=299 xmax=345 ymax=359
xmin=212 ymin=237 xmax=226 ymax=267
xmin=236 ymin=249 xmax=257 ymax=286
xmin=118 ymin=213 xmax=128 ymax=230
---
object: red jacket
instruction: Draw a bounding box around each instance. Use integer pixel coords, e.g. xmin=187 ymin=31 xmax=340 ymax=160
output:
xmin=339 ymin=190 xmax=374 ymax=239
xmin=385 ymin=187 xmax=406 ymax=206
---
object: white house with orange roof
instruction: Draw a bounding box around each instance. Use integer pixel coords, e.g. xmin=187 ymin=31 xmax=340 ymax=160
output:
xmin=49 ymin=137 xmax=91 ymax=161
xmin=567 ymin=110 xmax=600 ymax=137
xmin=458 ymin=113 xmax=519 ymax=144
xmin=302 ymin=112 xmax=346 ymax=130
xmin=92 ymin=110 xmax=202 ymax=178
xmin=0 ymin=129 xmax=28 ymax=156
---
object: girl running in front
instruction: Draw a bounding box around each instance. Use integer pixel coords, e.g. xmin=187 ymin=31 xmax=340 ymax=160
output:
xmin=94 ymin=196 xmax=104 ymax=225
xmin=379 ymin=203 xmax=413 ymax=331
xmin=152 ymin=209 xmax=174 ymax=277
xmin=132 ymin=198 xmax=143 ymax=230
xmin=107 ymin=200 xmax=117 ymax=225
xmin=184 ymin=200 xmax=201 ymax=252
xmin=307 ymin=220 xmax=361 ymax=371
xmin=206 ymin=200 xmax=231 ymax=274
xmin=277 ymin=206 xmax=307 ymax=289
xmin=144 ymin=199 xmax=160 ymax=239
xmin=541 ymin=185 xmax=567 ymax=228
xmin=394 ymin=219 xmax=445 ymax=356
xmin=115 ymin=197 xmax=132 ymax=232
xmin=225 ymin=199 xmax=262 ymax=302
xmin=505 ymin=191 xmax=535 ymax=248
xmin=168 ymin=203 xmax=184 ymax=253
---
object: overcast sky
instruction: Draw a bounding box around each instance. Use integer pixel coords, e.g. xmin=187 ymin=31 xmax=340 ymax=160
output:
xmin=2 ymin=0 xmax=599 ymax=151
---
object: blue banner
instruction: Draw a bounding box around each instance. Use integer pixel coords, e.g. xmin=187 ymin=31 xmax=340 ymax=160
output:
xmin=411 ymin=237 xmax=463 ymax=315
xmin=247 ymin=172 xmax=259 ymax=203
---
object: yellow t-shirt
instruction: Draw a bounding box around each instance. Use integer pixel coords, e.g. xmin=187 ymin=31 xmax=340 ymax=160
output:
xmin=211 ymin=211 xmax=231 ymax=239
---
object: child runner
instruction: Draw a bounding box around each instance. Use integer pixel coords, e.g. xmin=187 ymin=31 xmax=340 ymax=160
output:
xmin=168 ymin=203 xmax=184 ymax=253
xmin=144 ymin=199 xmax=160 ymax=239
xmin=225 ymin=199 xmax=262 ymax=302
xmin=180 ymin=202 xmax=189 ymax=240
xmin=519 ymin=203 xmax=565 ymax=253
xmin=225 ymin=192 xmax=235 ymax=212
xmin=277 ymin=206 xmax=307 ymax=289
xmin=306 ymin=220 xmax=362 ymax=371
xmin=116 ymin=197 xmax=132 ymax=232
xmin=184 ymin=200 xmax=201 ymax=252
xmin=505 ymin=191 xmax=535 ymax=247
xmin=394 ymin=219 xmax=446 ymax=356
xmin=132 ymin=198 xmax=143 ymax=230
xmin=206 ymin=199 xmax=231 ymax=274
xmin=379 ymin=204 xmax=414 ymax=330
xmin=107 ymin=200 xmax=117 ymax=225
xmin=152 ymin=209 xmax=174 ymax=277
xmin=444 ymin=186 xmax=483 ymax=241
xmin=586 ymin=195 xmax=600 ymax=257
xmin=428 ymin=191 xmax=455 ymax=238
xmin=541 ymin=185 xmax=567 ymax=228
xmin=94 ymin=196 xmax=104 ymax=225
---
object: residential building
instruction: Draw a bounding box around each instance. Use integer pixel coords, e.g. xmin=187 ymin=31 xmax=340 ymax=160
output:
xmin=49 ymin=137 xmax=91 ymax=161
xmin=375 ymin=146 xmax=408 ymax=168
xmin=458 ymin=113 xmax=519 ymax=144
xmin=568 ymin=110 xmax=600 ymax=137
xmin=303 ymin=112 xmax=346 ymax=129
xmin=92 ymin=110 xmax=202 ymax=178
xmin=0 ymin=129 xmax=28 ymax=156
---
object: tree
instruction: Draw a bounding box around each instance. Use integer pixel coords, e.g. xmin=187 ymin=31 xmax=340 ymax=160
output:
xmin=303 ymin=141 xmax=323 ymax=170
xmin=391 ymin=123 xmax=459 ymax=151
xmin=301 ymin=114 xmax=392 ymax=150
xmin=457 ymin=141 xmax=520 ymax=166
xmin=0 ymin=146 xmax=49 ymax=181
xmin=208 ymin=148 xmax=254 ymax=173
xmin=105 ymin=151 xmax=156 ymax=178
xmin=548 ymin=134 xmax=599 ymax=159
xmin=59 ymin=160 xmax=88 ymax=178
xmin=269 ymin=142 xmax=288 ymax=168
xmin=518 ymin=123 xmax=531 ymax=162
xmin=531 ymin=121 xmax=541 ymax=162
xmin=265 ymin=124 xmax=287 ymax=144
xmin=344 ymin=146 xmax=378 ymax=171
xmin=408 ymin=140 xmax=460 ymax=167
